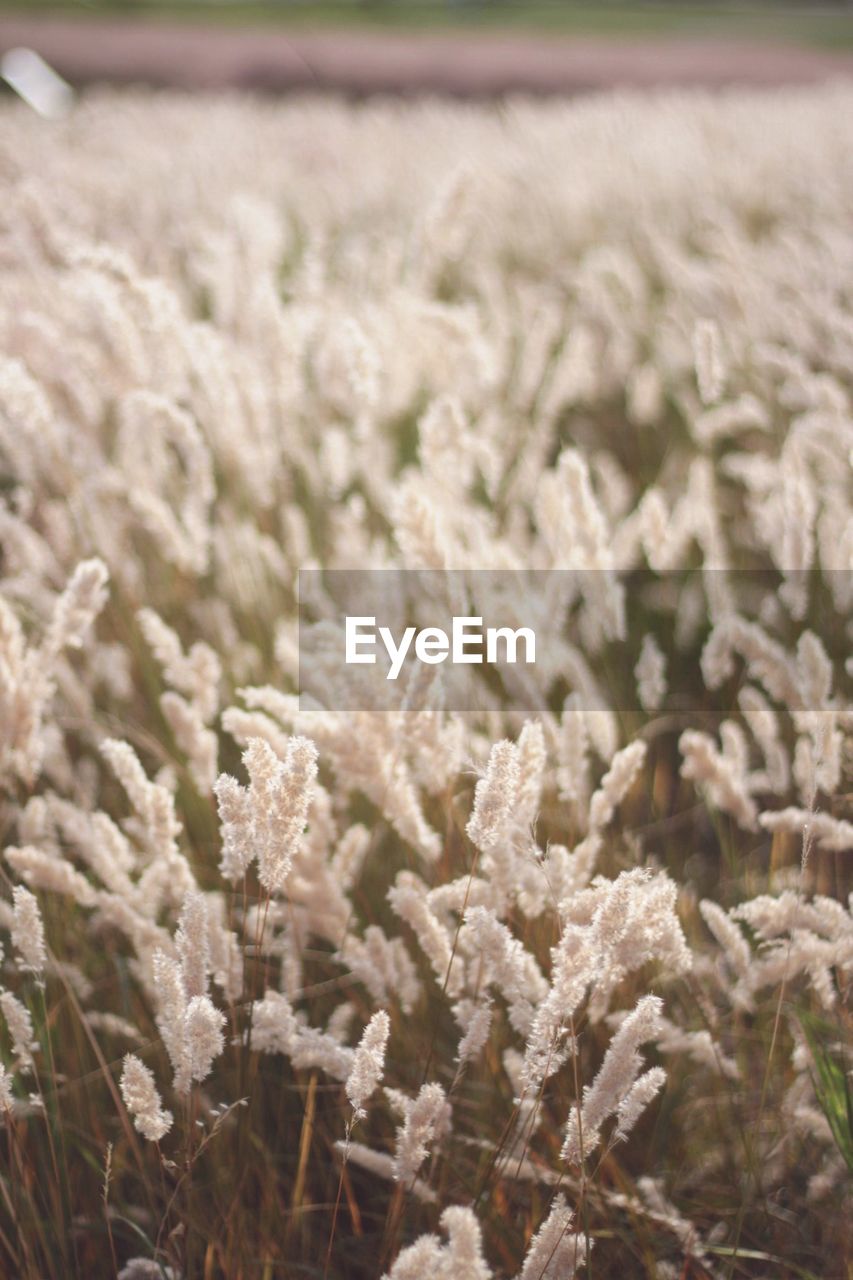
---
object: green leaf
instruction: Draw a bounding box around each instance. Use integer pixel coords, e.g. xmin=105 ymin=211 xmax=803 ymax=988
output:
xmin=797 ymin=1011 xmax=853 ymax=1174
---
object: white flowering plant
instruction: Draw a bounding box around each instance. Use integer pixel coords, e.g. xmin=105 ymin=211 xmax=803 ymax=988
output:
xmin=0 ymin=85 xmax=850 ymax=1279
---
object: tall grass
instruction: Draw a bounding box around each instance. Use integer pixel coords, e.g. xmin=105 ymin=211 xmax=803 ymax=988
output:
xmin=0 ymin=87 xmax=850 ymax=1278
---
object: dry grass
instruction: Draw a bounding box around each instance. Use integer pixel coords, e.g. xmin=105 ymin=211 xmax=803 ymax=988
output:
xmin=0 ymin=87 xmax=850 ymax=1279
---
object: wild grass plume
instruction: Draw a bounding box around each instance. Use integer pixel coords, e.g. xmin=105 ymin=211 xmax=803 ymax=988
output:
xmin=0 ymin=85 xmax=851 ymax=1279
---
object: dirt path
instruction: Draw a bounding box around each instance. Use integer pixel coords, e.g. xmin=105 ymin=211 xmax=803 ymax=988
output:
xmin=2 ymin=14 xmax=853 ymax=96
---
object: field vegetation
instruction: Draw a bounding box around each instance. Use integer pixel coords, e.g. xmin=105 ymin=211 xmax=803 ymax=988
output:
xmin=0 ymin=86 xmax=850 ymax=1278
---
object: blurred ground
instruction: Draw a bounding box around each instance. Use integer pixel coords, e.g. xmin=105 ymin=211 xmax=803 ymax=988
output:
xmin=2 ymin=13 xmax=853 ymax=94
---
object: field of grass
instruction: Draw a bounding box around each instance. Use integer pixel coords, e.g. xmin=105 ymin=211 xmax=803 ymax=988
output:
xmin=0 ymin=82 xmax=850 ymax=1280
xmin=3 ymin=0 xmax=853 ymax=48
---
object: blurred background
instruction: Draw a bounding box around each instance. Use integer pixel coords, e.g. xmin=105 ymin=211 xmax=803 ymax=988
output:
xmin=1 ymin=2 xmax=853 ymax=97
